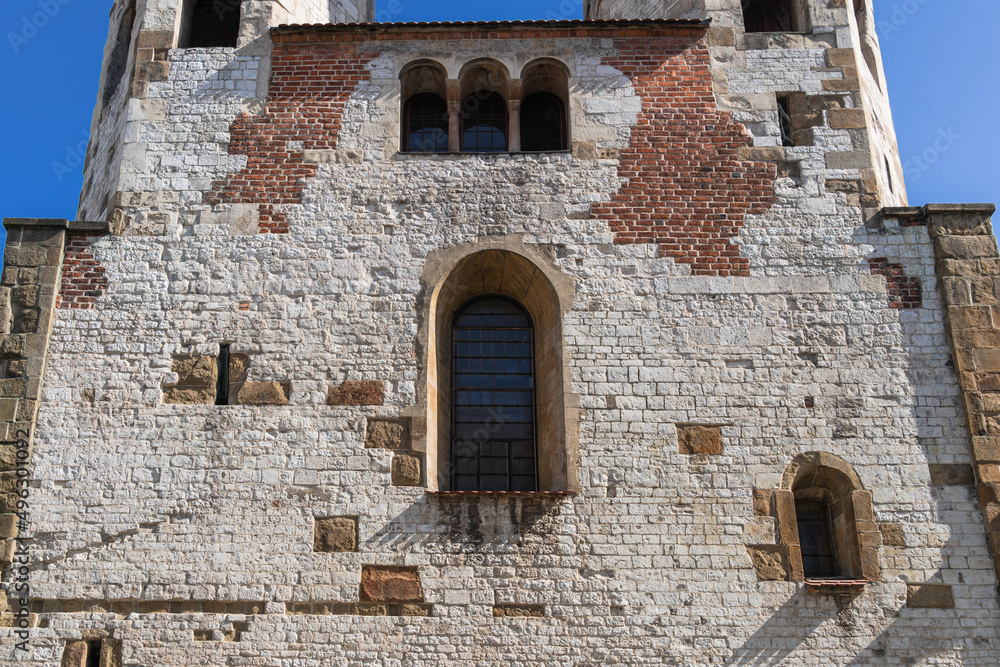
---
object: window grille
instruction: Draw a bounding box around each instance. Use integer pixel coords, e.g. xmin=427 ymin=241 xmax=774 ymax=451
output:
xmin=520 ymin=92 xmax=566 ymax=152
xmin=796 ymin=499 xmax=838 ymax=577
xmin=451 ymin=297 xmax=538 ymax=492
xmin=405 ymin=94 xmax=449 ymax=153
xmin=461 ymin=93 xmax=508 ymax=153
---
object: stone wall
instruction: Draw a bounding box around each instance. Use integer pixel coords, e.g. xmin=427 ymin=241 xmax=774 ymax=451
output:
xmin=1 ymin=14 xmax=997 ymax=667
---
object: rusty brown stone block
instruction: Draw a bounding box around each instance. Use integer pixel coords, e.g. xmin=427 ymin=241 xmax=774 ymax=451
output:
xmin=928 ymin=463 xmax=976 ymax=486
xmin=235 ymin=382 xmax=290 ymax=406
xmin=677 ymin=425 xmax=723 ymax=455
xmin=880 ymin=523 xmax=906 ymax=547
xmin=937 ymin=235 xmax=999 ymax=260
xmin=359 ymin=566 xmax=423 ymax=603
xmin=392 ymin=453 xmax=422 ymax=487
xmin=906 ymin=583 xmax=955 ymax=609
xmin=746 ymin=545 xmax=790 ymax=581
xmin=828 ymin=108 xmax=866 ymax=129
xmin=973 ymin=436 xmax=1000 ymax=463
xmin=365 ymin=419 xmax=409 ymax=450
xmin=493 ymin=604 xmax=545 ymax=618
xmin=327 ymin=380 xmax=384 ymax=406
xmin=229 ymin=353 xmax=250 ymax=384
xmin=314 ymin=517 xmax=358 ymax=553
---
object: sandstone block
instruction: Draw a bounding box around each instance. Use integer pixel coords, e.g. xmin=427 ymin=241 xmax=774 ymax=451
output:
xmin=936 ymin=235 xmax=999 ymax=260
xmin=61 ymin=641 xmax=88 ymax=667
xmin=746 ymin=545 xmax=790 ymax=581
xmin=400 ymin=603 xmax=433 ymax=617
xmin=365 ymin=419 xmax=409 ymax=450
xmin=752 ymin=489 xmax=772 ymax=517
xmin=972 ymin=436 xmax=1000 ymax=463
xmin=235 ymin=382 xmax=290 ymax=406
xmin=493 ymin=604 xmax=545 ymax=618
xmin=906 ymin=583 xmax=955 ymax=609
xmin=328 ymin=380 xmax=384 ymax=406
xmin=571 ymin=142 xmax=596 ymax=159
xmin=229 ymin=353 xmax=250 ymax=384
xmin=163 ymin=355 xmax=217 ymax=405
xmin=392 ymin=453 xmax=422 ymax=487
xmin=880 ymin=522 xmax=906 ymax=547
xmin=828 ymin=108 xmax=866 ymax=129
xmin=929 ymin=464 xmax=976 ymax=486
xmin=314 ymin=517 xmax=358 ymax=553
xmin=360 ymin=566 xmax=423 ymax=603
xmin=677 ymin=425 xmax=722 ymax=455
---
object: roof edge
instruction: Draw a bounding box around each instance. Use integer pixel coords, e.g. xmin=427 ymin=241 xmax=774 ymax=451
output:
xmin=271 ymin=17 xmax=710 ymax=36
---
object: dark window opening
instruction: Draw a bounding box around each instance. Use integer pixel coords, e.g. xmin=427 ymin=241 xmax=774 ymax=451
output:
xmin=520 ymin=92 xmax=566 ymax=152
xmin=85 ymin=641 xmax=102 ymax=667
xmin=186 ymin=0 xmax=241 ymax=48
xmin=404 ymin=94 xmax=449 ymax=153
xmin=103 ymin=1 xmax=136 ymax=107
xmin=777 ymin=95 xmax=794 ymax=147
xmin=216 ymin=344 xmax=231 ymax=406
xmin=743 ymin=0 xmax=795 ymax=33
xmin=885 ymin=155 xmax=894 ymax=193
xmin=461 ymin=92 xmax=508 ymax=153
xmin=796 ymin=499 xmax=838 ymax=578
xmin=451 ymin=297 xmax=538 ymax=492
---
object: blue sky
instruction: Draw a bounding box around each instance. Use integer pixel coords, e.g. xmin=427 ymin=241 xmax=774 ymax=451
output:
xmin=0 ymin=0 xmax=996 ymax=247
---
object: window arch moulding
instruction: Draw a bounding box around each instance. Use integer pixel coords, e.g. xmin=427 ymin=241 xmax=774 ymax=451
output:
xmin=403 ymin=235 xmax=581 ymax=495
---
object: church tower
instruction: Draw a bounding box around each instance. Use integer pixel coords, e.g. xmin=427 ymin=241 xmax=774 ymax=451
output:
xmin=78 ymin=0 xmax=375 ymax=222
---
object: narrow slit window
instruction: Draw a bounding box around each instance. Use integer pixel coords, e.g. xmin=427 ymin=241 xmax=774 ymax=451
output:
xmin=85 ymin=641 xmax=102 ymax=667
xmin=216 ymin=344 xmax=231 ymax=406
xmin=404 ymin=94 xmax=449 ymax=153
xmin=451 ymin=297 xmax=538 ymax=492
xmin=796 ymin=499 xmax=838 ymax=578
xmin=461 ymin=92 xmax=508 ymax=153
xmin=777 ymin=95 xmax=794 ymax=147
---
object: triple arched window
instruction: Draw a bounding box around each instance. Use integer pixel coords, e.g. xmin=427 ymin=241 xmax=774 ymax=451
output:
xmin=400 ymin=58 xmax=570 ymax=154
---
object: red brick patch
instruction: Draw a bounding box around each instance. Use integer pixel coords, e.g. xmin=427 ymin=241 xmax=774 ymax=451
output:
xmin=58 ymin=234 xmax=108 ymax=309
xmin=592 ymin=40 xmax=776 ymax=276
xmin=204 ymin=43 xmax=379 ymax=234
xmin=869 ymin=258 xmax=922 ymax=309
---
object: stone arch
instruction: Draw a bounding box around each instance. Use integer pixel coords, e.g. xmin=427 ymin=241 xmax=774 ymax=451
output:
xmin=459 ymin=59 xmax=510 ymax=103
xmin=400 ymin=60 xmax=449 ymax=153
xmin=775 ymin=452 xmax=881 ymax=582
xmin=400 ymin=59 xmax=448 ymax=101
xmin=408 ymin=237 xmax=579 ymax=493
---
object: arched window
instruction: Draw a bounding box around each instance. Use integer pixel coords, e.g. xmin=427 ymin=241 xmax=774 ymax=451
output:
xmin=520 ymin=92 xmax=565 ymax=152
xmin=185 ymin=0 xmax=241 ymax=48
xmin=404 ymin=94 xmax=449 ymax=153
xmin=418 ymin=244 xmax=580 ymax=494
xmin=451 ymin=297 xmax=537 ymax=492
xmin=461 ymin=92 xmax=508 ymax=153
xmin=795 ymin=499 xmax=837 ymax=578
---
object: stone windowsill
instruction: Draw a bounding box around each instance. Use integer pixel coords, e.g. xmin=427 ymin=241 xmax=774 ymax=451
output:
xmin=428 ymin=490 xmax=576 ymax=498
xmin=804 ymin=578 xmax=869 ymax=592
xmin=396 ymin=150 xmax=572 ymax=160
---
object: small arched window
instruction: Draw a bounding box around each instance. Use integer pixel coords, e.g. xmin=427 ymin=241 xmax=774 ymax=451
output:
xmin=186 ymin=0 xmax=241 ymax=48
xmin=451 ymin=296 xmax=537 ymax=492
xmin=795 ymin=499 xmax=837 ymax=578
xmin=742 ymin=0 xmax=807 ymax=33
xmin=461 ymin=92 xmax=508 ymax=153
xmin=520 ymin=92 xmax=566 ymax=152
xmin=404 ymin=94 xmax=449 ymax=153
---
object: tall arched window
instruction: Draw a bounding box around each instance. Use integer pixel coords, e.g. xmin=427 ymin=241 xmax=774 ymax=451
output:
xmin=451 ymin=297 xmax=538 ymax=492
xmin=461 ymin=92 xmax=508 ymax=153
xmin=185 ymin=0 xmax=241 ymax=48
xmin=404 ymin=94 xmax=449 ymax=153
xmin=520 ymin=92 xmax=565 ymax=152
